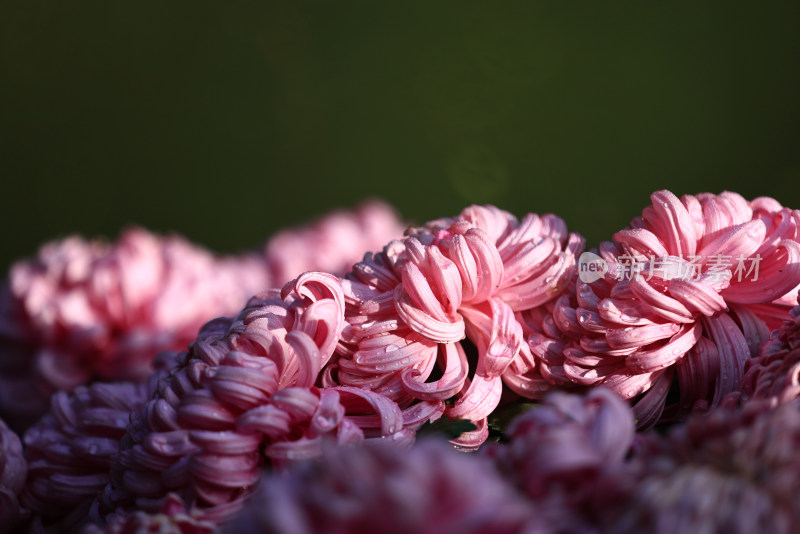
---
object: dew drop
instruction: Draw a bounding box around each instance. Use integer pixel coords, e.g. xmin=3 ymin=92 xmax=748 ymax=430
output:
xmin=400 ymin=357 xmax=410 ymax=366
xmin=385 ymin=344 xmax=399 ymax=353
xmin=563 ymin=321 xmax=571 ymax=329
xmin=624 ymin=327 xmax=634 ymax=333
xmin=545 ymin=276 xmax=555 ymax=284
xmin=387 ymin=425 xmax=397 ymax=434
xmin=763 ymin=288 xmax=775 ymax=295
xmin=88 ymin=445 xmax=99 ymax=455
xmin=376 ymin=364 xmax=385 ymax=371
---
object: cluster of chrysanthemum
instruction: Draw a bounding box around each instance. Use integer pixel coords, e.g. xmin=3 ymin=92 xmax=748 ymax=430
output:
xmin=1 ymin=190 xmax=800 ymax=533
xmin=0 ymin=201 xmax=403 ymax=431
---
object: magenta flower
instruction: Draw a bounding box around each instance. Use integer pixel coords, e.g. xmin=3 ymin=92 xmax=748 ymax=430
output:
xmin=0 ymin=417 xmax=27 ymax=528
xmin=483 ymin=388 xmax=636 ymax=533
xmin=608 ymin=399 xmax=800 ymax=533
xmin=263 ymin=200 xmax=406 ymax=284
xmin=740 ymin=304 xmax=800 ymax=404
xmin=324 ymin=205 xmax=584 ymax=448
xmin=529 ymin=190 xmax=800 ymax=426
xmin=98 ymin=273 xmax=410 ymax=527
xmin=224 ymin=439 xmax=534 ymax=534
xmin=0 ymin=229 xmax=270 ymax=430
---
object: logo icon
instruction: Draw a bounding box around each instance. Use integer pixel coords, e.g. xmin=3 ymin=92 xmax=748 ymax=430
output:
xmin=578 ymin=252 xmax=608 ymax=283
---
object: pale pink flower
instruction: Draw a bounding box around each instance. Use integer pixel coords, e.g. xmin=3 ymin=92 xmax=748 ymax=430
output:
xmin=740 ymin=304 xmax=800 ymax=404
xmin=529 ymin=191 xmax=800 ymax=426
xmin=263 ymin=200 xmax=406 ymax=283
xmin=608 ymin=398 xmax=800 ymax=534
xmin=0 ymin=417 xmax=27 ymax=529
xmin=99 ymin=273 xmax=410 ymax=527
xmin=324 ymin=205 xmax=583 ymax=449
xmin=0 ymin=229 xmax=269 ymax=430
xmin=225 ymin=439 xmax=534 ymax=534
xmin=483 ymin=388 xmax=636 ymax=533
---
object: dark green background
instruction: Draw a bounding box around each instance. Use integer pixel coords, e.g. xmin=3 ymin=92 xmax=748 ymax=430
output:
xmin=2 ymin=2 xmax=799 ymax=273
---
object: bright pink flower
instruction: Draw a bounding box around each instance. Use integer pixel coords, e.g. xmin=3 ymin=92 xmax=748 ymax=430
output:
xmin=740 ymin=304 xmax=800 ymax=404
xmin=0 ymin=229 xmax=270 ymax=430
xmin=263 ymin=200 xmax=406 ymax=283
xmin=324 ymin=205 xmax=583 ymax=448
xmin=0 ymin=417 xmax=27 ymax=528
xmin=608 ymin=398 xmax=800 ymax=533
xmin=529 ymin=191 xmax=800 ymax=426
xmin=483 ymin=388 xmax=636 ymax=533
xmin=99 ymin=273 xmax=411 ymax=527
xmin=224 ymin=439 xmax=534 ymax=534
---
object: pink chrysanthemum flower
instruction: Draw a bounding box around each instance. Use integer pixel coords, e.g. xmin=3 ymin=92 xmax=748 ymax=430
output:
xmin=323 ymin=205 xmax=584 ymax=449
xmin=0 ymin=417 xmax=27 ymax=529
xmin=98 ymin=273 xmax=410 ymax=528
xmin=224 ymin=439 xmax=534 ymax=534
xmin=530 ymin=191 xmax=800 ymax=426
xmin=263 ymin=200 xmax=406 ymax=284
xmin=0 ymin=229 xmax=270 ymax=430
xmin=483 ymin=388 xmax=636 ymax=533
xmin=608 ymin=398 xmax=800 ymax=534
xmin=740 ymin=304 xmax=800 ymax=404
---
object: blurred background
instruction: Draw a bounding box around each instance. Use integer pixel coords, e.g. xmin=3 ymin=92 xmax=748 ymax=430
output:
xmin=2 ymin=1 xmax=799 ymax=272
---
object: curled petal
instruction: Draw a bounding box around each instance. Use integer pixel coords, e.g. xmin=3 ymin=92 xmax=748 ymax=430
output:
xmin=646 ymin=190 xmax=697 ymax=257
xmin=400 ymin=342 xmax=468 ymax=401
xmin=722 ymin=240 xmax=800 ymax=304
xmin=447 ymin=375 xmax=503 ymax=421
xmin=704 ymin=313 xmax=751 ymax=406
xmin=631 ymin=368 xmax=673 ymax=429
xmin=462 ymin=299 xmax=522 ymax=377
xmin=668 ymin=278 xmax=728 ymax=316
xmin=394 ymin=286 xmax=465 ymax=343
xmin=625 ymin=322 xmax=701 ymax=373
xmin=285 ymin=331 xmax=321 ymax=388
xmin=629 ymin=277 xmax=694 ymax=324
xmin=334 ymin=386 xmax=404 ymax=436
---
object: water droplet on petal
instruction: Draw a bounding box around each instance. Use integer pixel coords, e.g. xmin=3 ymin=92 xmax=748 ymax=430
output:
xmin=385 ymin=344 xmax=399 ymax=353
xmin=545 ymin=276 xmax=554 ymax=284
xmin=624 ymin=327 xmax=634 ymax=333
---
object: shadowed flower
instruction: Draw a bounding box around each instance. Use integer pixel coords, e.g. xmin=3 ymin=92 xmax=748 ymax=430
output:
xmin=21 ymin=363 xmax=171 ymax=530
xmin=324 ymin=205 xmax=583 ymax=448
xmin=97 ymin=273 xmax=411 ymax=528
xmin=608 ymin=398 xmax=800 ymax=534
xmin=483 ymin=388 xmax=636 ymax=533
xmin=263 ymin=200 xmax=406 ymax=284
xmin=1 ymin=417 xmax=27 ymax=529
xmin=82 ymin=494 xmax=216 ymax=534
xmin=529 ymin=191 xmax=800 ymax=426
xmin=0 ymin=229 xmax=270 ymax=430
xmin=740 ymin=304 xmax=800 ymax=404
xmin=224 ymin=439 xmax=534 ymax=534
